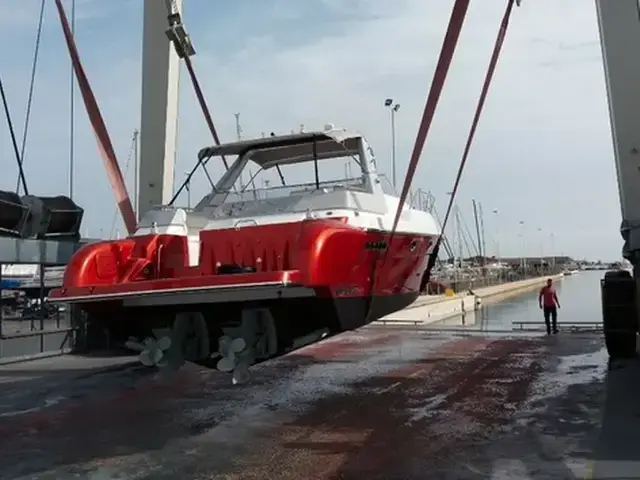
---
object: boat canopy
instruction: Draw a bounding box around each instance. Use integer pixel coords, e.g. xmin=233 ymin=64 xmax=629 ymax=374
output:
xmin=197 ymin=129 xmax=364 ymax=169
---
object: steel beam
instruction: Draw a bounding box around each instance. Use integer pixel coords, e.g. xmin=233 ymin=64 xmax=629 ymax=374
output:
xmin=0 ymin=237 xmax=83 ymax=265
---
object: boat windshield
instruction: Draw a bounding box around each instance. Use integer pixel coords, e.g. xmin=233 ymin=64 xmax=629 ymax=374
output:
xmin=221 ymin=153 xmax=367 ymax=203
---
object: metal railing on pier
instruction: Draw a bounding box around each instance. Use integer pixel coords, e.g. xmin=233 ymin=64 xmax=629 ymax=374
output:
xmin=428 ymin=266 xmax=565 ymax=295
xmin=373 ymin=320 xmax=603 ymax=334
xmin=511 ymin=321 xmax=603 ymax=332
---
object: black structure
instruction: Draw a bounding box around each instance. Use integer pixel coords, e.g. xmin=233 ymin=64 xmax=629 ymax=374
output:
xmin=0 ymin=190 xmax=29 ymax=237
xmin=601 ymin=269 xmax=637 ymax=359
xmin=0 ymin=189 xmax=88 ymax=364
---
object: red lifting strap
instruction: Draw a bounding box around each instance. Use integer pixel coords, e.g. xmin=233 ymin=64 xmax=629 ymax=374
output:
xmin=389 ymin=0 xmax=471 ymax=242
xmin=54 ymin=0 xmax=138 ymax=235
xmin=182 ymin=55 xmax=229 ymax=170
xmin=362 ymin=0 xmax=470 ymax=323
xmin=365 ymin=0 xmax=516 ymax=321
xmin=438 ymin=0 xmax=516 ymax=245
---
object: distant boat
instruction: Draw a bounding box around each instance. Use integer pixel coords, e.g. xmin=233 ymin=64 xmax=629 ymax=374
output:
xmin=0 ymin=264 xmax=37 ymax=284
xmin=0 ymin=264 xmax=65 ymax=290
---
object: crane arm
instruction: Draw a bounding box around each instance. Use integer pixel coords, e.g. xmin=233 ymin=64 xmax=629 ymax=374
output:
xmin=163 ymin=1 xmax=228 ymax=170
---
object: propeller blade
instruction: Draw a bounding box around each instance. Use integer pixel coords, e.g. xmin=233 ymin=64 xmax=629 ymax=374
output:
xmin=157 ymin=336 xmax=172 ymax=351
xmin=152 ymin=348 xmax=164 ymax=365
xmin=140 ymin=351 xmax=154 ymax=366
xmin=218 ymin=335 xmax=232 ymax=356
xmin=217 ymin=356 xmax=235 ymax=372
xmin=124 ymin=340 xmax=145 ymax=352
xmin=230 ymin=337 xmax=246 ymax=353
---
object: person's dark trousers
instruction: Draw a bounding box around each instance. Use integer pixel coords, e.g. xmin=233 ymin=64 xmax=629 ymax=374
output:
xmin=543 ymin=306 xmax=558 ymax=334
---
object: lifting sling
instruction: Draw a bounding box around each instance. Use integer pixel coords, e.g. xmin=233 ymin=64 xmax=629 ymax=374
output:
xmin=54 ymin=0 xmax=516 ymax=275
xmin=54 ymin=0 xmax=137 ymax=235
xmin=365 ymin=0 xmax=517 ymax=322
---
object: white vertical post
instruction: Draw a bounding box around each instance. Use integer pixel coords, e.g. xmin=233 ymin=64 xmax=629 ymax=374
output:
xmin=133 ymin=129 xmax=139 ymax=219
xmin=138 ymin=0 xmax=182 ymax=217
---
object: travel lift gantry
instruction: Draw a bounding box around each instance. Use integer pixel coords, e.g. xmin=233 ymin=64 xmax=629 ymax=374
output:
xmin=597 ymin=0 xmax=640 ymax=358
xmin=58 ymin=0 xmax=291 ymax=382
xmin=54 ymin=0 xmax=521 ymax=382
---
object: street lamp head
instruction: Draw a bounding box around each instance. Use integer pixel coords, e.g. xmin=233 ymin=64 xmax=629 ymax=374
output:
xmin=384 ymin=98 xmax=393 ymax=107
xmin=393 ymin=103 xmax=400 ymax=112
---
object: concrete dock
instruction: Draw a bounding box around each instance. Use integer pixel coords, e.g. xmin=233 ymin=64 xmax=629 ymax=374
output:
xmin=378 ymin=274 xmax=564 ymax=326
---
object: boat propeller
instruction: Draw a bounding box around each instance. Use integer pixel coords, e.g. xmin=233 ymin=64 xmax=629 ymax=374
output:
xmin=212 ymin=335 xmax=252 ymax=385
xmin=124 ymin=319 xmax=255 ymax=385
xmin=125 ymin=333 xmax=181 ymax=370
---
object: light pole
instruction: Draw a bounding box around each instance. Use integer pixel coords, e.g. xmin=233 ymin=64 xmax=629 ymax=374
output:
xmin=133 ymin=129 xmax=139 ymax=220
xmin=384 ymin=98 xmax=400 ymax=189
xmin=550 ymin=232 xmax=556 ymax=270
xmin=519 ymin=220 xmax=526 ymax=273
xmin=537 ymin=227 xmax=543 ymax=273
xmin=492 ymin=209 xmax=500 ymax=279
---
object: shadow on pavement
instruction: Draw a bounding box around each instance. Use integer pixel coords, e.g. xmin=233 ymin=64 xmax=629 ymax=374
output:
xmin=592 ymin=356 xmax=640 ymax=479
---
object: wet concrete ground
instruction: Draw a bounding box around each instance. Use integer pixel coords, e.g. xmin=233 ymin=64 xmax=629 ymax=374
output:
xmin=0 ymin=322 xmax=632 ymax=480
xmin=0 ymin=273 xmax=636 ymax=479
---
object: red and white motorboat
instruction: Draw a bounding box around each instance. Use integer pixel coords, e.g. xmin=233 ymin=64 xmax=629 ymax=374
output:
xmin=49 ymin=125 xmax=440 ymax=382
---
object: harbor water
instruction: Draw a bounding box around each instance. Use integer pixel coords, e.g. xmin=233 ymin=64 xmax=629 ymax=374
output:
xmin=431 ymin=270 xmax=604 ymax=332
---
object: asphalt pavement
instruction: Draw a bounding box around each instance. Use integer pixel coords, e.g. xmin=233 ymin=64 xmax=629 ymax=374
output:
xmin=0 ymin=323 xmax=630 ymax=480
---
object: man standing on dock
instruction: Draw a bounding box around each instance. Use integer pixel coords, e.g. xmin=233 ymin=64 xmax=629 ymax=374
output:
xmin=539 ymin=278 xmax=560 ymax=335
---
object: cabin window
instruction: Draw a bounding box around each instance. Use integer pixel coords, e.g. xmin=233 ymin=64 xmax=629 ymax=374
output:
xmin=378 ymin=174 xmax=398 ymax=197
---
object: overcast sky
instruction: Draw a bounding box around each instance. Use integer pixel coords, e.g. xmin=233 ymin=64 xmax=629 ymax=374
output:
xmin=0 ymin=0 xmax=623 ymax=261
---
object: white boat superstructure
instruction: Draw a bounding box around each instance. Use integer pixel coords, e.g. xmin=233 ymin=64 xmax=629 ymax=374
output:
xmin=50 ymin=127 xmax=444 ymax=383
xmin=134 ymin=126 xmax=440 ymax=266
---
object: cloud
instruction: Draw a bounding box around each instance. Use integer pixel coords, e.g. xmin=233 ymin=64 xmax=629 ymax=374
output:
xmin=0 ymin=0 xmax=622 ymax=260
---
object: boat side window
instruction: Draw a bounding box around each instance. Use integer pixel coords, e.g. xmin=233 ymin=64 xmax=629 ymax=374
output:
xmin=378 ymin=174 xmax=398 ymax=197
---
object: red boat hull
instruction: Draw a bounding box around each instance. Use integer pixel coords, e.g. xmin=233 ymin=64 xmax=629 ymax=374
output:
xmin=50 ymin=218 xmax=433 ymax=338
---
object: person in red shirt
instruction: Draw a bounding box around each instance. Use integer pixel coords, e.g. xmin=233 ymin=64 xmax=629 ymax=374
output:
xmin=539 ymin=278 xmax=561 ymax=334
